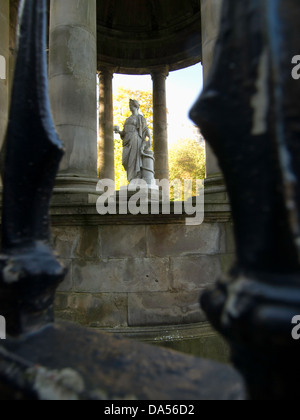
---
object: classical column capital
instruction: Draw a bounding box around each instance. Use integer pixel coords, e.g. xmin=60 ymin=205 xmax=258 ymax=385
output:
xmin=98 ymin=66 xmax=117 ymax=79
xmin=150 ymin=65 xmax=170 ymax=80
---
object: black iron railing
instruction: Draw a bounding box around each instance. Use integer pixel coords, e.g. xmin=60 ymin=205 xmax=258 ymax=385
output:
xmin=191 ymin=0 xmax=300 ymax=400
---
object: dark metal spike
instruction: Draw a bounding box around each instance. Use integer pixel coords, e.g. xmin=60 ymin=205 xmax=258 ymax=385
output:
xmin=2 ymin=0 xmax=64 ymax=249
xmin=0 ymin=0 xmax=66 ymax=337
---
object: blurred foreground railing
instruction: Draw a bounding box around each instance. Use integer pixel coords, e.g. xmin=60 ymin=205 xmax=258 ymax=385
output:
xmin=191 ymin=0 xmax=300 ymax=400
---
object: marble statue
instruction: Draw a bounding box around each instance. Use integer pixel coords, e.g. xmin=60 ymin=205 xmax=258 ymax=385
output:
xmin=114 ymin=99 xmax=152 ymax=182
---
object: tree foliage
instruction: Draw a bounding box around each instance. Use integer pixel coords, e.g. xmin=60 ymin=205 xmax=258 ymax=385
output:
xmin=169 ymin=138 xmax=206 ymax=200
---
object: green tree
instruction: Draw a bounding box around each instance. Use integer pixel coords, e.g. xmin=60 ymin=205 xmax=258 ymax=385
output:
xmin=113 ymin=88 xmax=153 ymax=190
xmin=169 ymin=138 xmax=205 ymax=200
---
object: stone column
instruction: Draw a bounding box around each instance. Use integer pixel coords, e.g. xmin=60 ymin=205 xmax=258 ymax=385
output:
xmin=9 ymin=0 xmax=19 ymax=97
xmin=98 ymin=67 xmax=115 ymax=181
xmin=201 ymin=0 xmax=223 ymax=180
xmin=152 ymin=66 xmax=169 ymax=182
xmin=0 ymin=0 xmax=9 ymax=151
xmin=49 ymin=0 xmax=98 ymax=192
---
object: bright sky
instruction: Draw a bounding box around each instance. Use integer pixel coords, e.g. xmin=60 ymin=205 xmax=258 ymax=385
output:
xmin=113 ymin=63 xmax=203 ymax=145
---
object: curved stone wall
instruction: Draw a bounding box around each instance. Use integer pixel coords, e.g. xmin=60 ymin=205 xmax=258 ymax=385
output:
xmin=52 ymin=198 xmax=233 ymax=359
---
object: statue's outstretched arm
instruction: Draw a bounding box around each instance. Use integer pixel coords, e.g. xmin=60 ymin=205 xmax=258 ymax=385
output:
xmin=114 ymin=125 xmax=125 ymax=139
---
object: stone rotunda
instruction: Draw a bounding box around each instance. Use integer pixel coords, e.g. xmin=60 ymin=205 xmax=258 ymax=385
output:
xmin=0 ymin=0 xmax=231 ymax=360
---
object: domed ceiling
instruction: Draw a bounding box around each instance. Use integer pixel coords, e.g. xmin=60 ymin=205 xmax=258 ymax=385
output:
xmin=97 ymin=0 xmax=202 ymax=74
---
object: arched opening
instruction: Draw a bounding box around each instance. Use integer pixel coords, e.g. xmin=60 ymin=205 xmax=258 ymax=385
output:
xmin=111 ymin=63 xmax=204 ymax=194
xmin=113 ymin=73 xmax=153 ymax=190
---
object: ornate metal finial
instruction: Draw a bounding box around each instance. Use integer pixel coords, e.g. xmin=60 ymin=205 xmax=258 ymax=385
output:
xmin=190 ymin=0 xmax=300 ymax=400
xmin=0 ymin=0 xmax=66 ymax=336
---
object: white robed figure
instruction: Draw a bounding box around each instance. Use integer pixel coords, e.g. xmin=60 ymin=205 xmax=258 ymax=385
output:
xmin=115 ymin=99 xmax=151 ymax=182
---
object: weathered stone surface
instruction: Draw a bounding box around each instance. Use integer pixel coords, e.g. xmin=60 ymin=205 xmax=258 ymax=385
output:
xmin=100 ymin=225 xmax=147 ymax=258
xmin=51 ymin=226 xmax=101 ymax=259
xmin=49 ymin=220 xmax=233 ymax=335
xmin=0 ymin=1 xmax=9 ymax=152
xmin=49 ymin=0 xmax=97 ymax=179
xmin=57 ymin=259 xmax=73 ymax=292
xmin=101 ymin=322 xmax=231 ymax=364
xmin=51 ymin=191 xmax=100 ymax=205
xmin=55 ymin=293 xmax=128 ymax=328
xmin=224 ymin=222 xmax=236 ymax=253
xmin=128 ymin=292 xmax=206 ymax=327
xmin=171 ymin=255 xmax=222 ymax=291
xmin=73 ymin=258 xmax=171 ymax=293
xmin=53 ymin=125 xmax=97 ymax=177
xmin=75 ymin=227 xmax=100 ymax=259
xmin=50 ymin=0 xmax=97 ymax=35
xmin=51 ymin=227 xmax=81 ymax=258
xmin=204 ymin=192 xmax=227 ymax=203
xmin=147 ymin=223 xmax=222 ymax=257
xmin=0 ymin=321 xmax=246 ymax=400
xmin=150 ymin=322 xmax=230 ymax=363
xmin=49 ymin=221 xmax=231 ymax=332
xmin=54 ymin=292 xmax=69 ymax=311
xmin=220 ymin=254 xmax=236 ymax=274
xmin=49 ymin=76 xmax=97 ymax=129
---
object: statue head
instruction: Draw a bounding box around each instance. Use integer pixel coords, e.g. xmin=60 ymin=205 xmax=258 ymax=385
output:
xmin=129 ymin=99 xmax=140 ymax=112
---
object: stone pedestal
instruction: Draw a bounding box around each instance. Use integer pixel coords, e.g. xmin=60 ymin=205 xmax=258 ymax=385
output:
xmin=152 ymin=67 xmax=169 ymax=182
xmin=98 ymin=67 xmax=115 ymax=181
xmin=49 ymin=0 xmax=99 ymax=200
xmin=141 ymin=150 xmax=156 ymax=186
xmin=117 ymin=149 xmax=159 ymax=203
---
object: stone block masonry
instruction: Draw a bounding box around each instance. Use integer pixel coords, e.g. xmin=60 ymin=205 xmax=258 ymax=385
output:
xmin=53 ymin=221 xmax=235 ymax=330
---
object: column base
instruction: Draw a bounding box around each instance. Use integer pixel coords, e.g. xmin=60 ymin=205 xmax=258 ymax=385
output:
xmin=204 ymin=175 xmax=227 ymax=196
xmin=52 ymin=176 xmax=104 ymax=205
xmin=204 ymin=175 xmax=232 ymax=222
